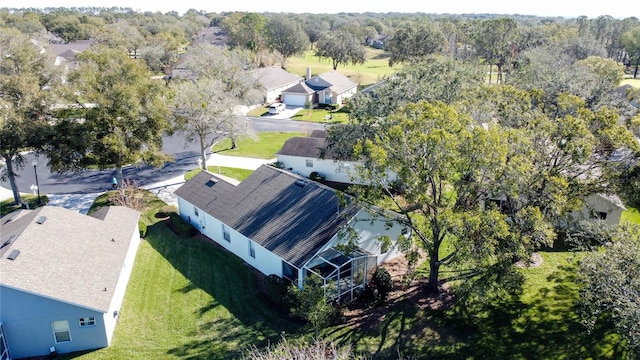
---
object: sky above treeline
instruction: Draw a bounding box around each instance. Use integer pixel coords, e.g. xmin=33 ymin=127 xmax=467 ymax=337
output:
xmin=8 ymin=0 xmax=636 ymax=19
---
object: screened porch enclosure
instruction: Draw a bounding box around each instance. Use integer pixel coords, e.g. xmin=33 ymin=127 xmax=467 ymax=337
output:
xmin=304 ymin=247 xmax=377 ymax=302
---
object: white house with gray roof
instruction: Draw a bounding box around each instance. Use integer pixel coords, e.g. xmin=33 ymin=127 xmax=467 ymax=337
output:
xmin=174 ymin=165 xmax=407 ymax=302
xmin=0 ymin=206 xmax=140 ymax=359
xmin=282 ymin=69 xmax=358 ymax=107
xmin=276 ymin=129 xmax=397 ymax=185
xmin=252 ymin=66 xmax=304 ymax=104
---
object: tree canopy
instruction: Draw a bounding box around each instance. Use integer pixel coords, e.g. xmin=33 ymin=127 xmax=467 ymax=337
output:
xmin=0 ymin=28 xmax=61 ymax=205
xmin=315 ymin=29 xmax=366 ymax=70
xmin=51 ymin=46 xmax=171 ymax=185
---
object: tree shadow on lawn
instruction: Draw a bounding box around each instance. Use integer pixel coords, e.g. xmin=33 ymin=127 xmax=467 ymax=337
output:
xmin=145 ymin=223 xmax=305 ymax=359
xmin=328 ymin=262 xmax=626 ymax=360
xmin=443 ymin=263 xmax=626 ymax=359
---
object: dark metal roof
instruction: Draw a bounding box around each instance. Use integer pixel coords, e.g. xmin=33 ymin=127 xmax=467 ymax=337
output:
xmin=174 ymin=166 xmax=357 ymax=267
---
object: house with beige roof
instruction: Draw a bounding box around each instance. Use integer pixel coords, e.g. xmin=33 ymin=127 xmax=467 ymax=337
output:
xmin=0 ymin=206 xmax=140 ymax=359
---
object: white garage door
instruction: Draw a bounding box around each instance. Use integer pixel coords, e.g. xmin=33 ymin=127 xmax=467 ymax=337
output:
xmin=283 ymin=94 xmax=307 ymax=106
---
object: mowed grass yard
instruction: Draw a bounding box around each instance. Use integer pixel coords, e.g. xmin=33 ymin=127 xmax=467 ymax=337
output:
xmin=57 ymin=132 xmax=635 ymax=359
xmin=60 ymin=217 xmax=304 ymax=360
xmin=285 ymin=48 xmax=401 ymax=88
xmin=61 ymin=216 xmax=627 ymax=359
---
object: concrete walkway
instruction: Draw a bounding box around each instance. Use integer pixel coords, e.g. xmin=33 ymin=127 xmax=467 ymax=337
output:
xmin=1 ymin=153 xmax=272 ymax=214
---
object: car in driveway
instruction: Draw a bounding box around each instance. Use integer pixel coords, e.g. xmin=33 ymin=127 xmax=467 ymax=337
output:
xmin=268 ymin=102 xmax=286 ymax=114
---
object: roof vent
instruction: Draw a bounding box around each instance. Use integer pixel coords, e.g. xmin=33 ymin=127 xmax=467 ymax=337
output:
xmin=295 ymin=179 xmax=307 ymax=187
xmin=36 ymin=216 xmax=47 ymax=224
xmin=7 ymin=249 xmax=20 ymax=260
xmin=2 ymin=215 xmax=15 ymax=225
xmin=206 ymin=178 xmax=218 ymax=187
xmin=1 ymin=235 xmax=16 ymax=249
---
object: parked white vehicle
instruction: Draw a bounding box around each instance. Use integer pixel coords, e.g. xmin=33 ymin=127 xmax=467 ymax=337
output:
xmin=268 ymin=102 xmax=286 ymax=114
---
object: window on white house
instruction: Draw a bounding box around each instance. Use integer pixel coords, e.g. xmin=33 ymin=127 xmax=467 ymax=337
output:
xmin=590 ymin=211 xmax=608 ymax=220
xmin=194 ymin=207 xmax=199 ymax=216
xmin=249 ymin=240 xmax=255 ymax=258
xmin=222 ymin=224 xmax=231 ymax=242
xmin=79 ymin=317 xmax=96 ymax=327
xmin=52 ymin=320 xmax=71 ymax=343
xmin=306 ymin=159 xmax=313 ymax=167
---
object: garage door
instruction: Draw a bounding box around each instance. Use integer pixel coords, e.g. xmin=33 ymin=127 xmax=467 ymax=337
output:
xmin=283 ymin=94 xmax=307 ymax=106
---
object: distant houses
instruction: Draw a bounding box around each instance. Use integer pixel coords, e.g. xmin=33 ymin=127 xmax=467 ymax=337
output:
xmin=0 ymin=206 xmax=141 ymax=359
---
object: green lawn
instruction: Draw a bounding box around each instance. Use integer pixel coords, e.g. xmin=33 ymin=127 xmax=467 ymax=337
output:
xmin=285 ymin=48 xmax=401 ymax=88
xmin=322 ymin=251 xmax=625 ymax=359
xmin=56 ymin=191 xmax=627 ymax=359
xmin=622 ymin=205 xmax=640 ymax=225
xmin=0 ymin=194 xmax=48 ymax=216
xmin=211 ymin=132 xmax=303 ymax=158
xmin=61 ymin=219 xmax=302 ymax=360
xmin=621 ymin=77 xmax=640 ymax=88
xmin=185 ymin=166 xmax=253 ymax=182
xmin=247 ymin=104 xmax=348 ymax=123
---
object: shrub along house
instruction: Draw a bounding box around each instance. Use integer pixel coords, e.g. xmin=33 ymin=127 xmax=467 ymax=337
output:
xmin=0 ymin=206 xmax=140 ymax=359
xmin=174 ymin=165 xmax=408 ymax=302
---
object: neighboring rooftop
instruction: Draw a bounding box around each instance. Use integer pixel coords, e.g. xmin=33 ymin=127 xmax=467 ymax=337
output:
xmin=0 ymin=206 xmax=140 ymax=312
xmin=174 ymin=165 xmax=357 ymax=267
xmin=253 ymin=66 xmax=303 ymax=90
xmin=307 ymin=70 xmax=358 ymax=94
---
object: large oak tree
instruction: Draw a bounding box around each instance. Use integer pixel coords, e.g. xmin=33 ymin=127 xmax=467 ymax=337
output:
xmin=0 ymin=29 xmax=61 ymax=205
xmin=51 ymin=46 xmax=171 ymax=186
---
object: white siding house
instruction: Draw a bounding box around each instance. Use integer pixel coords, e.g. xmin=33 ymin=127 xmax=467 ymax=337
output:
xmin=276 ymin=129 xmax=397 ymax=185
xmin=572 ymin=193 xmax=627 ymax=226
xmin=174 ymin=166 xmax=407 ymax=301
xmin=0 ymin=206 xmax=140 ymax=359
xmin=282 ymin=69 xmax=358 ymax=108
xmin=252 ymin=66 xmax=304 ymax=104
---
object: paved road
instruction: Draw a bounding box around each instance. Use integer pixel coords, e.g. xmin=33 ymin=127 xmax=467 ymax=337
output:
xmin=0 ymin=117 xmax=325 ymax=198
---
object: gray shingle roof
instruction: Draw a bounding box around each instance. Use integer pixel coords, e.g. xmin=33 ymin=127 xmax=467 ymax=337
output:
xmin=282 ymin=81 xmax=316 ymax=95
xmin=174 ymin=166 xmax=357 ymax=267
xmin=308 ymin=70 xmax=357 ymax=94
xmin=0 ymin=206 xmax=140 ymax=312
xmin=253 ymin=66 xmax=302 ymax=91
xmin=277 ymin=136 xmax=327 ymax=158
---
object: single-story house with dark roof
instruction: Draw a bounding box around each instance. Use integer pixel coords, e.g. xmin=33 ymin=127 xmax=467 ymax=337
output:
xmin=252 ymin=66 xmax=304 ymax=104
xmin=281 ymin=69 xmax=358 ymax=107
xmin=0 ymin=206 xmax=141 ymax=359
xmin=174 ymin=165 xmax=407 ymax=302
xmin=276 ymin=129 xmax=397 ymax=185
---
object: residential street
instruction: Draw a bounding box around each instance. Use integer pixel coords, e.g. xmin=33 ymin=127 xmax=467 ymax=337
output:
xmin=0 ymin=117 xmax=325 ymax=211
